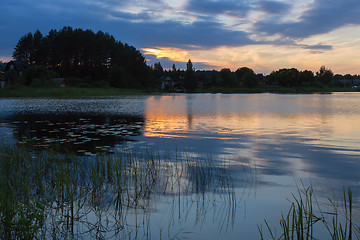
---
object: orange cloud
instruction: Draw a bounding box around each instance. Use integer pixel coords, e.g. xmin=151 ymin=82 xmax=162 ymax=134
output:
xmin=142 ymin=25 xmax=360 ymax=75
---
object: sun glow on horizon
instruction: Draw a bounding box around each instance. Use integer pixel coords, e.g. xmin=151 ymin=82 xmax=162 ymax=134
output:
xmin=142 ymin=47 xmax=192 ymax=61
xmin=143 ymin=25 xmax=360 ymax=75
xmin=142 ymin=45 xmax=326 ymax=74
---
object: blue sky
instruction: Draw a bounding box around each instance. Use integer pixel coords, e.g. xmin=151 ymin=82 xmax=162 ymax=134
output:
xmin=1 ymin=0 xmax=360 ymax=74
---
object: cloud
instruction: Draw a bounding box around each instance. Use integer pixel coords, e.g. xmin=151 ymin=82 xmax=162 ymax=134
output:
xmin=301 ymin=44 xmax=333 ymax=50
xmin=185 ymin=0 xmax=253 ymax=16
xmin=144 ymin=54 xmax=217 ymax=69
xmin=106 ymin=20 xmax=256 ymax=50
xmin=106 ymin=11 xmax=152 ymax=22
xmin=1 ymin=0 xmax=359 ymax=73
xmin=259 ymin=0 xmax=291 ymax=14
xmin=256 ymin=0 xmax=360 ymax=39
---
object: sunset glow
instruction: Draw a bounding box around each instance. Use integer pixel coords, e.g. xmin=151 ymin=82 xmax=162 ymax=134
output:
xmin=1 ymin=0 xmax=360 ymax=74
xmin=142 ymin=48 xmax=191 ymax=62
xmin=143 ymin=24 xmax=360 ymax=74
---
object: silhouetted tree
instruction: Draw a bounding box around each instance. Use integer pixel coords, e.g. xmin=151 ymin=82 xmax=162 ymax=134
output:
xmin=22 ymin=65 xmax=58 ymax=86
xmin=13 ymin=33 xmax=33 ymax=62
xmin=299 ymin=70 xmax=315 ymax=86
xmin=170 ymin=64 xmax=181 ymax=82
xmin=316 ymin=66 xmax=333 ymax=86
xmin=184 ymin=59 xmax=198 ymax=91
xmin=108 ymin=65 xmax=128 ymax=88
xmin=153 ymin=62 xmax=163 ymax=76
xmin=273 ymin=68 xmax=300 ymax=87
xmin=220 ymin=68 xmax=238 ymax=87
xmin=13 ymin=27 xmax=151 ymax=87
xmin=211 ymin=70 xmax=219 ymax=86
xmin=235 ymin=67 xmax=258 ymax=87
xmin=344 ymin=74 xmax=353 ymax=80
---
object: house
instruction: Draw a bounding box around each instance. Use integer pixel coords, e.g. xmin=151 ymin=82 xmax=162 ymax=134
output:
xmin=338 ymin=79 xmax=359 ymax=87
xmin=5 ymin=60 xmax=31 ymax=76
xmin=160 ymin=76 xmax=174 ymax=90
xmin=52 ymin=78 xmax=67 ymax=87
xmin=352 ymin=79 xmax=360 ymax=86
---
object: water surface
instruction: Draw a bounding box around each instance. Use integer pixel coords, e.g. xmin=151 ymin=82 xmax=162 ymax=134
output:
xmin=0 ymin=93 xmax=359 ymax=239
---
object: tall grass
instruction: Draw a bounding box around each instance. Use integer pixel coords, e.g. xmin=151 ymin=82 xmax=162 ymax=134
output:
xmin=258 ymin=182 xmax=360 ymax=240
xmin=0 ymin=87 xmax=154 ymax=98
xmin=0 ymin=142 xmax=235 ymax=239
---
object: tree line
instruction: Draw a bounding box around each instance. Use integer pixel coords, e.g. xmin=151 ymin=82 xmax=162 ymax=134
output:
xmin=8 ymin=26 xmax=359 ymax=91
xmin=12 ymin=27 xmax=152 ymax=88
xmin=155 ymin=63 xmax=345 ymax=91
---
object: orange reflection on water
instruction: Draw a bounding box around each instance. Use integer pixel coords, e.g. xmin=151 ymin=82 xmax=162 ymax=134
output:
xmin=143 ymin=95 xmax=190 ymax=138
xmin=142 ymin=94 xmax=334 ymax=140
xmin=143 ymin=94 xmax=360 ymax=157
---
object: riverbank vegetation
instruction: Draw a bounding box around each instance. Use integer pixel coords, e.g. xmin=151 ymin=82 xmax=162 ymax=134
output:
xmin=259 ymin=184 xmax=360 ymax=240
xmin=0 ymin=141 xmax=235 ymax=239
xmin=0 ymin=141 xmax=359 ymax=239
xmin=0 ymin=87 xmax=156 ymax=98
xmin=0 ymin=85 xmax=356 ymax=98
xmin=1 ymin=26 xmax=359 ymax=96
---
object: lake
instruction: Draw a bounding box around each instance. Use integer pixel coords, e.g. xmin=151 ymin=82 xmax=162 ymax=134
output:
xmin=0 ymin=93 xmax=359 ymax=239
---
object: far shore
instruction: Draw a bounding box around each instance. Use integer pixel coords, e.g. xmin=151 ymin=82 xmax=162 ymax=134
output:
xmin=0 ymin=86 xmax=358 ymax=98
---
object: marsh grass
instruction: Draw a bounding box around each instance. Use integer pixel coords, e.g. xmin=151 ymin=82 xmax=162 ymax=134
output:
xmin=258 ymin=182 xmax=360 ymax=240
xmin=0 ymin=87 xmax=154 ymax=98
xmin=195 ymin=86 xmax=359 ymax=94
xmin=0 ymin=142 xmax=235 ymax=239
xmin=1 ymin=86 xmax=358 ymax=98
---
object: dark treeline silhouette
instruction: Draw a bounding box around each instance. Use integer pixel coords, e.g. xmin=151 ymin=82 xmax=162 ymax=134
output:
xmin=8 ymin=27 xmax=360 ymax=91
xmin=157 ymin=63 xmax=360 ymax=91
xmin=12 ymin=27 xmax=152 ymax=88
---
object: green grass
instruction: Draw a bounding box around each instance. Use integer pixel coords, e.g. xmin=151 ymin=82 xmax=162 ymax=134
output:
xmin=258 ymin=183 xmax=360 ymax=240
xmin=195 ymin=86 xmax=360 ymax=94
xmin=0 ymin=87 xmax=159 ymax=98
xmin=1 ymin=86 xmax=358 ymax=98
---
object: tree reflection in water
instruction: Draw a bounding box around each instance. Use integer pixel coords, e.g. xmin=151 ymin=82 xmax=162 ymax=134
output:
xmin=8 ymin=113 xmax=144 ymax=155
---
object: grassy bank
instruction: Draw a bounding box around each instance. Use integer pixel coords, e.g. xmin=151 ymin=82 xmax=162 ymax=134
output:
xmin=0 ymin=87 xmax=159 ymax=98
xmin=1 ymin=86 xmax=358 ymax=98
xmin=196 ymin=86 xmax=360 ymax=94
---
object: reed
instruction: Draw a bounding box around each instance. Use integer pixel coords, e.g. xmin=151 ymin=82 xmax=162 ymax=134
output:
xmin=0 ymin=141 xmax=236 ymax=239
xmin=258 ymin=182 xmax=360 ymax=240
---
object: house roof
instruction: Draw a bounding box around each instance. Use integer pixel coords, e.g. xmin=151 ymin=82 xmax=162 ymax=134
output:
xmin=5 ymin=60 xmax=31 ymax=72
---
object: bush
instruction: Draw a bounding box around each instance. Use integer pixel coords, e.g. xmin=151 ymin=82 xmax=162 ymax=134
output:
xmin=23 ymin=66 xmax=59 ymax=86
xmin=65 ymin=77 xmax=83 ymax=87
xmin=30 ymin=78 xmax=57 ymax=88
xmin=108 ymin=66 xmax=128 ymax=88
xmin=4 ymin=70 xmax=21 ymax=87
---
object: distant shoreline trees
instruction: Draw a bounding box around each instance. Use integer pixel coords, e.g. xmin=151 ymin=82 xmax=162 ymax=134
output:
xmin=268 ymin=66 xmax=334 ymax=88
xmin=9 ymin=26 xmax=359 ymax=91
xmin=184 ymin=59 xmax=198 ymax=91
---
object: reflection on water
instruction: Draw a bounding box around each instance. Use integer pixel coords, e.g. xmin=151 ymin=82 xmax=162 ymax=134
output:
xmin=9 ymin=113 xmax=144 ymax=155
xmin=0 ymin=93 xmax=360 ymax=239
xmin=0 ymin=143 xmax=236 ymax=239
xmin=142 ymin=94 xmax=360 ymax=184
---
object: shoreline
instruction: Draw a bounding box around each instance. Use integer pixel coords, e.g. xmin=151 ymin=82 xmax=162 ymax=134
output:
xmin=0 ymin=86 xmax=358 ymax=98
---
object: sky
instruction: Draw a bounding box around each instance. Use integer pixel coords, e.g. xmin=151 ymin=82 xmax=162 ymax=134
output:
xmin=1 ymin=0 xmax=360 ymax=74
